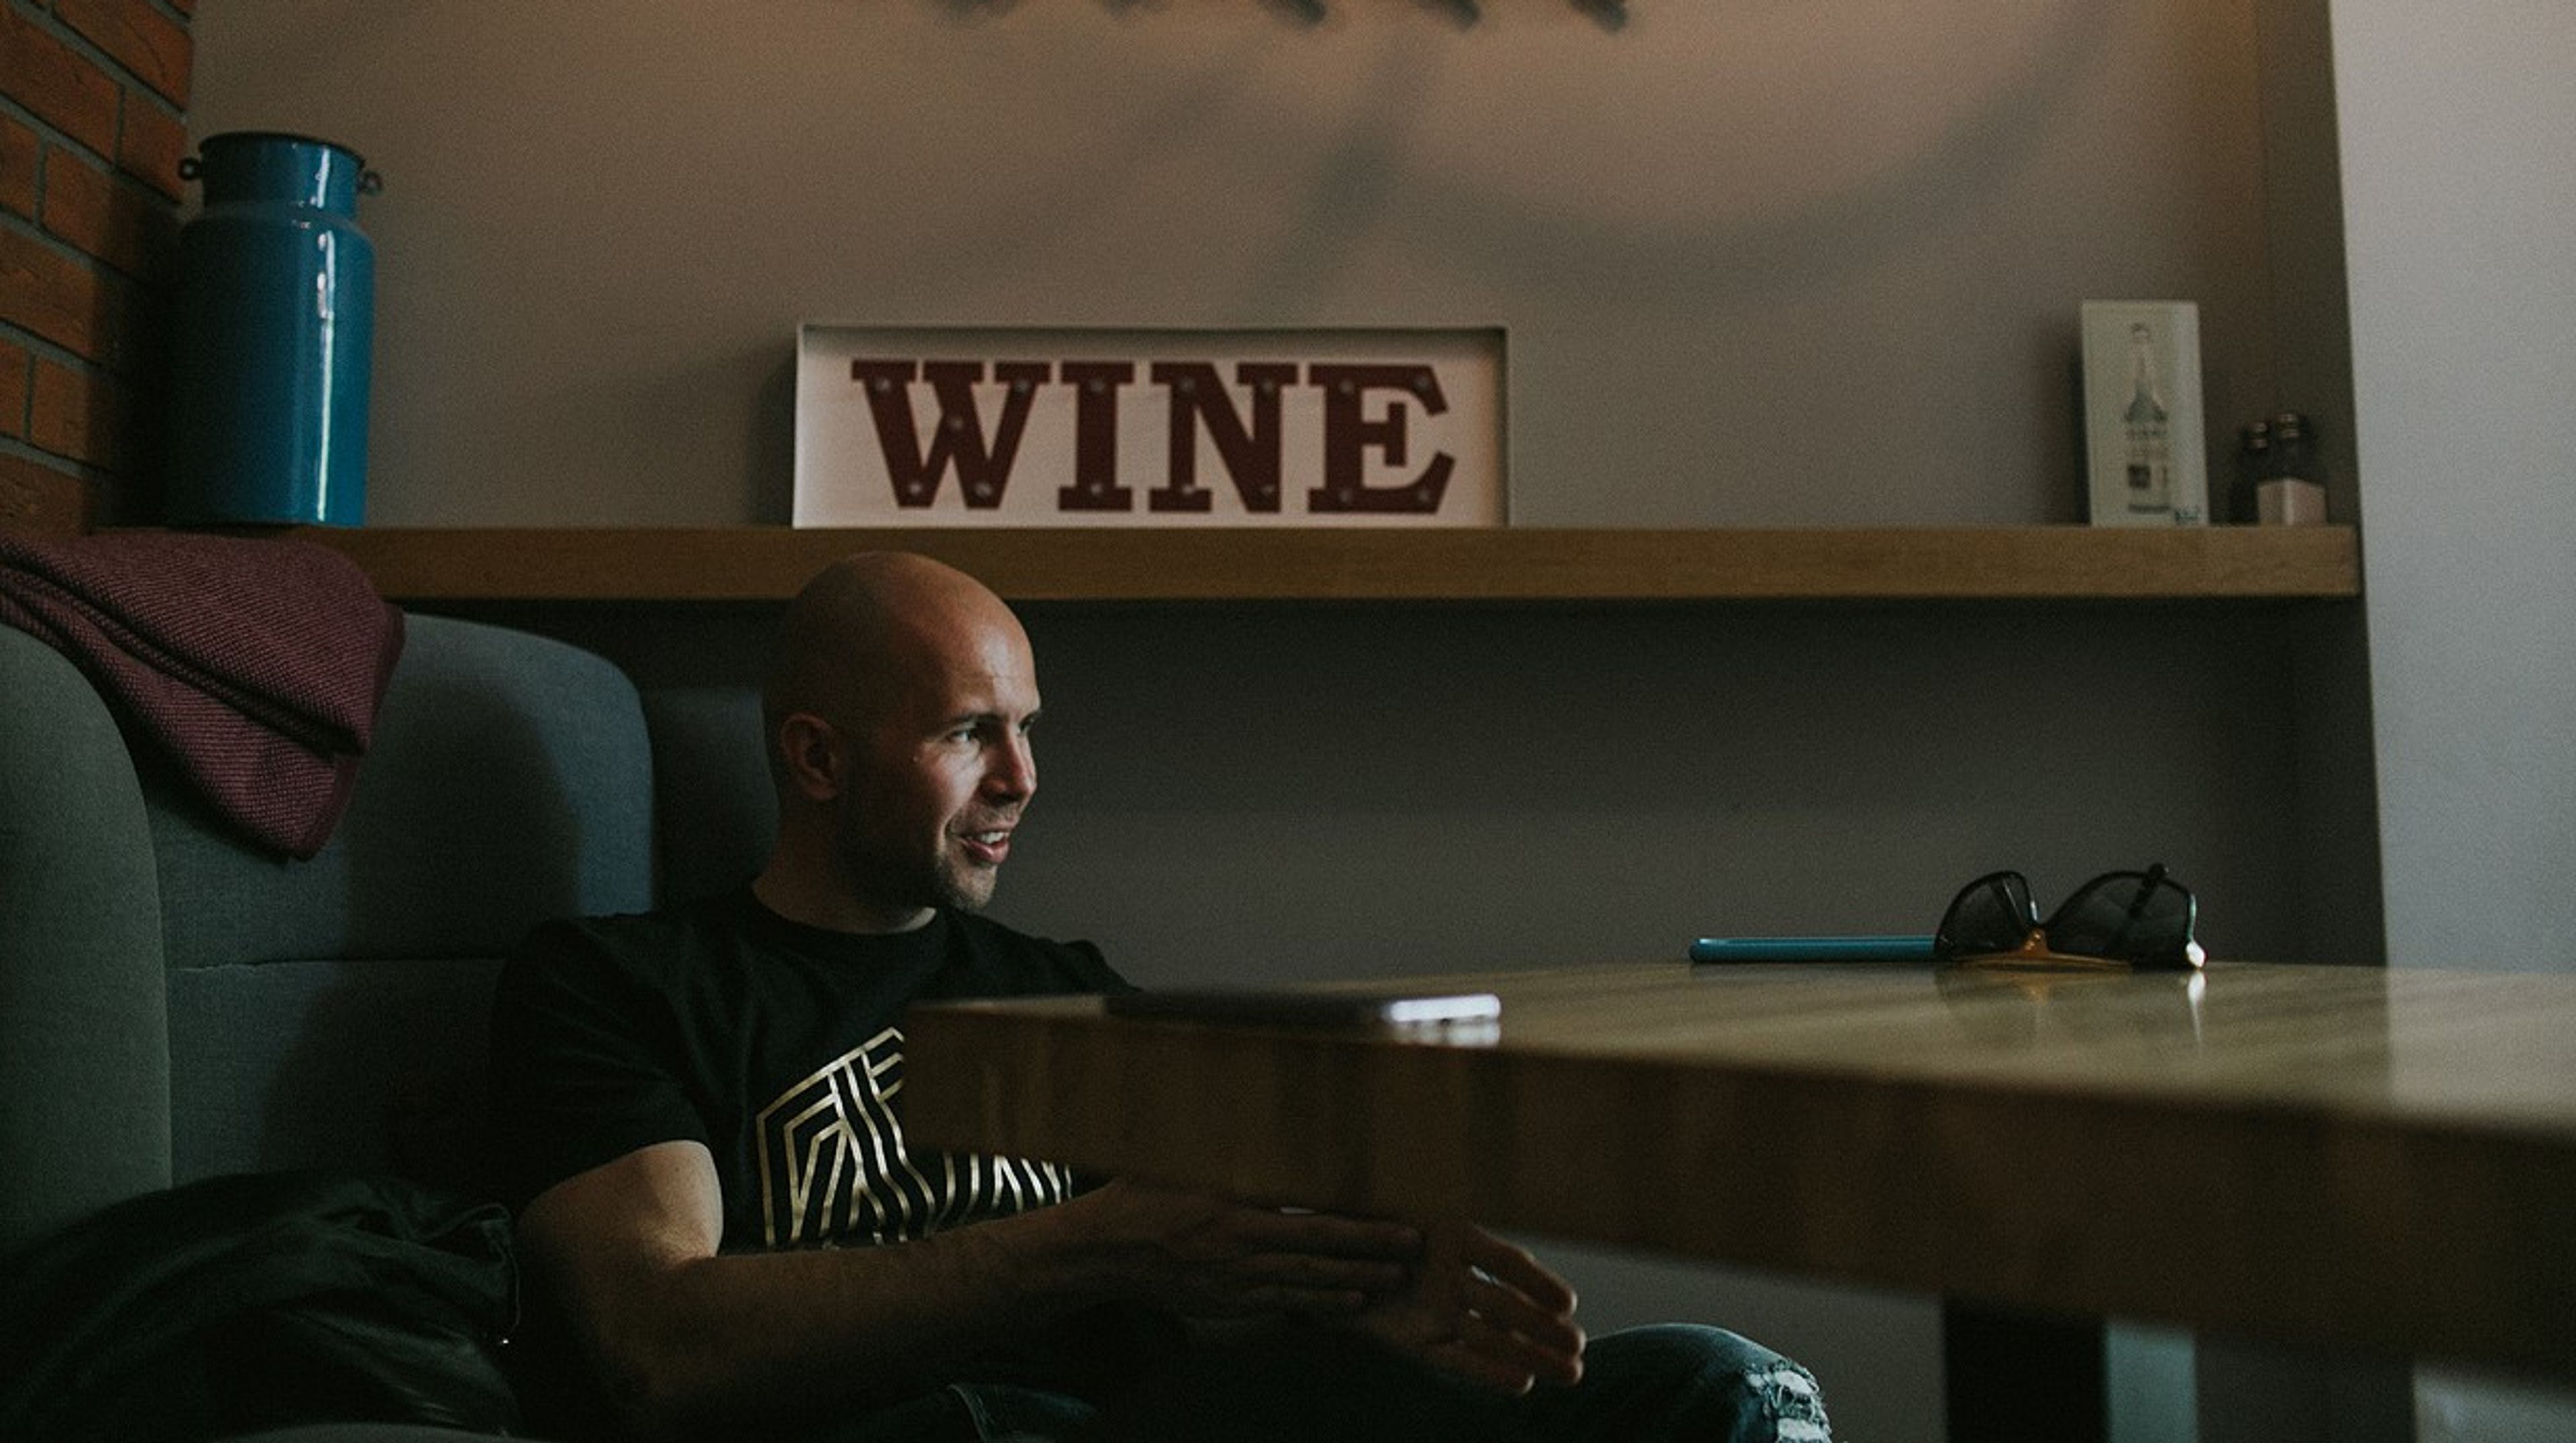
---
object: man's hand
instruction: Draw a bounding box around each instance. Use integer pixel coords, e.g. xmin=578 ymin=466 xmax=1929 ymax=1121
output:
xmin=1061 ymin=1179 xmax=1423 ymax=1318
xmin=1340 ymin=1220 xmax=1585 ymax=1396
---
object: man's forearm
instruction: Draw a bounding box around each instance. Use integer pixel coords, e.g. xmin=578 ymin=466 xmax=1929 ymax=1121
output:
xmin=582 ymin=1198 xmax=1108 ymax=1439
xmin=567 ymin=1180 xmax=1424 ymax=1438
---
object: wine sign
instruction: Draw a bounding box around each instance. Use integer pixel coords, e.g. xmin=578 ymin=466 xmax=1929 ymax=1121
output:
xmin=2080 ymin=301 xmax=2210 ymax=527
xmin=794 ymin=326 xmax=1507 ymax=528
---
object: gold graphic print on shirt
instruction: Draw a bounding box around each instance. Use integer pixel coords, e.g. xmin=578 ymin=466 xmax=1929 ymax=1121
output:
xmin=755 ymin=1026 xmax=1073 ymax=1248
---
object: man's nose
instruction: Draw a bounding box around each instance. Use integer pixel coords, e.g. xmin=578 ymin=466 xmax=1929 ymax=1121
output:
xmin=987 ymin=733 xmax=1035 ymax=799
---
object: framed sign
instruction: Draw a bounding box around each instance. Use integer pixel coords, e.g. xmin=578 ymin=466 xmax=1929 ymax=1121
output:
xmin=2080 ymin=301 xmax=2210 ymax=527
xmin=794 ymin=326 xmax=1507 ymax=527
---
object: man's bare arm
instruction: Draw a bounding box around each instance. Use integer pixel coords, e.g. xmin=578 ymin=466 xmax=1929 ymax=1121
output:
xmin=519 ymin=1140 xmax=1424 ymax=1440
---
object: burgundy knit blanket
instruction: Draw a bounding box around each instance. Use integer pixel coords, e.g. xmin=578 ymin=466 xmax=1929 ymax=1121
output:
xmin=0 ymin=531 xmax=405 ymax=859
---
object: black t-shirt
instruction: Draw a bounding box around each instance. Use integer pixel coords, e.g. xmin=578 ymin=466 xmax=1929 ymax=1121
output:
xmin=492 ymin=888 xmax=1130 ymax=1252
xmin=488 ymin=890 xmax=1160 ymax=1430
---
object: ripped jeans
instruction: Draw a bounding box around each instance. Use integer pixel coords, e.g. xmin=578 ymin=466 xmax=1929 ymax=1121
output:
xmin=848 ymin=1323 xmax=1830 ymax=1443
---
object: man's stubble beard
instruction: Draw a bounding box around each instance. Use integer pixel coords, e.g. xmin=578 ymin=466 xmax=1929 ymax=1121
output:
xmin=932 ymin=857 xmax=998 ymax=914
xmin=832 ymin=813 xmax=998 ymax=919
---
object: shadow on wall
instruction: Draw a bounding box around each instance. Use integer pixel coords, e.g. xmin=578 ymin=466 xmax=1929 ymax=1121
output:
xmin=1283 ymin=6 xmax=2118 ymax=310
xmin=804 ymin=5 xmax=2121 ymax=315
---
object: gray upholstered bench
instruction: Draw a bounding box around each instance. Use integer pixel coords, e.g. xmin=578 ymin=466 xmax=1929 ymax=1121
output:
xmin=2 ymin=614 xmax=676 ymax=1441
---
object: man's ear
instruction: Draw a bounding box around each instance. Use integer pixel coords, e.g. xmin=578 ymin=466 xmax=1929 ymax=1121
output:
xmin=775 ymin=712 xmax=846 ymax=802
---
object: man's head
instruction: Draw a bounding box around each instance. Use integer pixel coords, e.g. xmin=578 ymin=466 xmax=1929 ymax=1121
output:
xmin=757 ymin=552 xmax=1039 ymax=932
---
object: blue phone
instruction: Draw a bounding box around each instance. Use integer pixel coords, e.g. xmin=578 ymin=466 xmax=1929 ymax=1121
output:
xmin=1688 ymin=935 xmax=1937 ymax=964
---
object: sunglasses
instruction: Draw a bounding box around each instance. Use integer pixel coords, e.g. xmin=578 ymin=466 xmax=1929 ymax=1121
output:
xmin=1934 ymin=863 xmax=2205 ymax=971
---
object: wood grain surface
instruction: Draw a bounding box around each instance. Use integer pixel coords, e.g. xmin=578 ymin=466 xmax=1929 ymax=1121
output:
xmin=904 ymin=961 xmax=2576 ymax=1383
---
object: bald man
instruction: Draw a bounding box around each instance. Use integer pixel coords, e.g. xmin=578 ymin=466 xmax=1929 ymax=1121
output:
xmin=492 ymin=553 xmax=1827 ymax=1443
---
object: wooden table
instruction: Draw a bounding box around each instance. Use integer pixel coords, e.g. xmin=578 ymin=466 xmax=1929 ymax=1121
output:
xmin=902 ymin=961 xmax=2576 ymax=1390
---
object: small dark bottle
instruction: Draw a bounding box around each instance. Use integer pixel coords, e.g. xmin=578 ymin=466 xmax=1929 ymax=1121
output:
xmin=2235 ymin=419 xmax=2272 ymax=524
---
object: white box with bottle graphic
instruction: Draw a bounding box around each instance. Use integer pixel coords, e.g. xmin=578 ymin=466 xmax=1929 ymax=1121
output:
xmin=2080 ymin=301 xmax=2208 ymax=527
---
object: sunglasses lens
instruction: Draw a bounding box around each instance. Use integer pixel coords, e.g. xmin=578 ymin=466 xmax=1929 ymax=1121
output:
xmin=1937 ymin=872 xmax=2037 ymax=955
xmin=2047 ymin=871 xmax=2196 ymax=967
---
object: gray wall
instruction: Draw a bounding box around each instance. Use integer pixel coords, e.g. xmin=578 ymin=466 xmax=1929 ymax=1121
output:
xmin=2336 ymin=3 xmax=2576 ymax=977
xmin=191 ymin=5 xmax=2367 ymax=1440
xmin=2332 ymin=2 xmax=2576 ymax=1438
xmin=193 ymin=1 xmax=2298 ymax=529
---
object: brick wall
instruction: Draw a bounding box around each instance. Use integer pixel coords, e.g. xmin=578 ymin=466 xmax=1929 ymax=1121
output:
xmin=1 ymin=0 xmax=192 ymax=535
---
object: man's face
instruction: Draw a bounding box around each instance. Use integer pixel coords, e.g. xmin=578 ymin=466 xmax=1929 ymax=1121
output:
xmin=830 ymin=612 xmax=1040 ymax=924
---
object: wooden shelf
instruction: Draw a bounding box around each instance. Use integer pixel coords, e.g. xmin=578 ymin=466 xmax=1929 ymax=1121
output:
xmin=280 ymin=525 xmax=2361 ymax=604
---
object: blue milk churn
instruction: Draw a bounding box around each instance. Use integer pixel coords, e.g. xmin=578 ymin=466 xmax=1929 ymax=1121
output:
xmin=166 ymin=132 xmax=382 ymax=526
